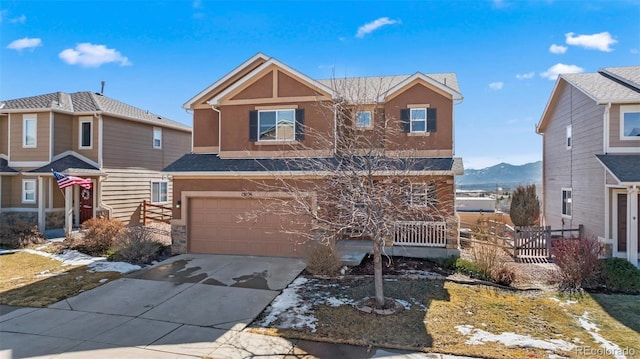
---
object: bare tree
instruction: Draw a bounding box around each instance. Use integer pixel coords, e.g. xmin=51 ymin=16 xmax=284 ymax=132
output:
xmin=245 ymin=77 xmax=456 ymax=308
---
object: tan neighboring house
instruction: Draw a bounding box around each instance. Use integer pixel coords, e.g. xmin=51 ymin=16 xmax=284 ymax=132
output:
xmin=536 ymin=66 xmax=640 ymax=267
xmin=165 ymin=53 xmax=464 ymax=258
xmin=0 ymin=91 xmax=191 ymax=233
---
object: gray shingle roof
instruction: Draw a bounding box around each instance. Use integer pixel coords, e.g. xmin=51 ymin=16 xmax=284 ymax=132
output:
xmin=317 ymin=73 xmax=460 ymax=103
xmin=0 ymin=158 xmax=17 ymax=174
xmin=562 ymin=66 xmax=640 ymax=104
xmin=596 ymin=154 xmax=640 ymax=183
xmin=29 ymin=155 xmax=103 ymax=176
xmin=1 ymin=91 xmax=190 ymax=132
xmin=164 ymin=153 xmax=456 ymax=173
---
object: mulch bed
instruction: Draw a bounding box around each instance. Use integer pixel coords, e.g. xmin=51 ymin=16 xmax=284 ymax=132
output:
xmin=344 ymin=255 xmax=451 ymax=276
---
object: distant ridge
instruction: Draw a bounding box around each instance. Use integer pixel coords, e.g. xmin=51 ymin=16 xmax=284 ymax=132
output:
xmin=457 ymin=161 xmax=542 ymax=191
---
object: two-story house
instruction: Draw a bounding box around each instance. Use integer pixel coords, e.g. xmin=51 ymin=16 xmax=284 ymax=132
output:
xmin=0 ymin=91 xmax=191 ymax=233
xmin=536 ymin=66 xmax=640 ymax=267
xmin=164 ymin=53 xmax=463 ymax=257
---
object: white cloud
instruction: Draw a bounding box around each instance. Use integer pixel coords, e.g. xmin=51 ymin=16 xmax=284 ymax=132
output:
xmin=540 ymin=63 xmax=584 ymax=80
xmin=10 ymin=14 xmax=26 ymax=23
xmin=58 ymin=43 xmax=131 ymax=67
xmin=356 ymin=17 xmax=399 ymax=38
xmin=516 ymin=72 xmax=535 ymax=80
xmin=631 ymin=48 xmax=638 ymax=54
xmin=7 ymin=37 xmax=42 ymax=51
xmin=489 ymin=82 xmax=504 ymax=90
xmin=565 ymin=32 xmax=617 ymax=52
xmin=549 ymin=44 xmax=567 ymax=54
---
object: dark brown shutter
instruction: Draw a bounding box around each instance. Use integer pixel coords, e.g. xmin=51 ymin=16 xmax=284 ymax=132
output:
xmin=427 ymin=108 xmax=437 ymax=132
xmin=400 ymin=109 xmax=410 ymax=133
xmin=249 ymin=110 xmax=258 ymax=141
xmin=295 ymin=108 xmax=305 ymax=141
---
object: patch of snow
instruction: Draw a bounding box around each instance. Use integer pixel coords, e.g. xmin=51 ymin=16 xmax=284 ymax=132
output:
xmin=20 ymin=248 xmax=140 ymax=274
xmin=87 ymin=261 xmax=140 ymax=273
xmin=455 ymin=325 xmax=575 ymax=352
xmin=550 ymin=297 xmax=578 ymax=306
xmin=410 ymin=298 xmax=427 ymax=311
xmin=578 ymin=312 xmax=627 ymax=359
xmin=99 ymin=278 xmax=109 ymax=284
xmin=395 ymin=299 xmax=411 ymax=310
xmin=258 ymin=277 xmax=317 ymax=332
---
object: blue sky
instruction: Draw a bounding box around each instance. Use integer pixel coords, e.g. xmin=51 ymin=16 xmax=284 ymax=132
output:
xmin=2 ymin=0 xmax=639 ymax=169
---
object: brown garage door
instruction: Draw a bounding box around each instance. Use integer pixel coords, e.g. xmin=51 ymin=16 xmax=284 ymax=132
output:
xmin=188 ymin=197 xmax=310 ymax=257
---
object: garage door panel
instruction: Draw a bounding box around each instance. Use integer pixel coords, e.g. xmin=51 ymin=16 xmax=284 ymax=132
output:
xmin=188 ymin=197 xmax=310 ymax=257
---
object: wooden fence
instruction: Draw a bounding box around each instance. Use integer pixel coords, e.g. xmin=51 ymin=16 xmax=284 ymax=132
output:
xmin=142 ymin=200 xmax=172 ymax=225
xmin=515 ymin=226 xmax=551 ymax=260
xmin=394 ymin=221 xmax=447 ymax=247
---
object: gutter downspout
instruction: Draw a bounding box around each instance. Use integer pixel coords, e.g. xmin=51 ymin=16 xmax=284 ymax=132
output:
xmin=210 ymin=105 xmax=222 ymax=154
xmin=603 ymin=102 xmax=611 ymax=245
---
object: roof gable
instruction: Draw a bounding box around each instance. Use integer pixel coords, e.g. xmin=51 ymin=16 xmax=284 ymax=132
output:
xmin=382 ymin=73 xmax=462 ymax=103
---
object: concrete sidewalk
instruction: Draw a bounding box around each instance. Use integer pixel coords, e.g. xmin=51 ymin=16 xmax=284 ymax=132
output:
xmin=0 ymin=254 xmax=475 ymax=358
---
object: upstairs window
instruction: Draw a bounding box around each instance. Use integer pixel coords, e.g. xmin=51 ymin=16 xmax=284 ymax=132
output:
xmin=562 ymin=189 xmax=572 ymax=217
xmin=410 ymin=182 xmax=437 ymax=207
xmin=621 ymin=105 xmax=640 ymax=140
xmin=23 ymin=115 xmax=37 ymax=148
xmin=79 ymin=117 xmax=93 ymax=149
xmin=151 ymin=181 xmax=168 ymax=203
xmin=153 ymin=127 xmax=162 ymax=149
xmin=249 ymin=109 xmax=305 ymax=142
xmin=355 ymin=111 xmax=372 ymax=128
xmin=566 ymin=125 xmax=572 ymax=149
xmin=400 ymin=108 xmax=437 ymax=133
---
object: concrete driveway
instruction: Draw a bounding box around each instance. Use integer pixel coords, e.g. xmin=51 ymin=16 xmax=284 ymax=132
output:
xmin=0 ymin=254 xmax=307 ymax=358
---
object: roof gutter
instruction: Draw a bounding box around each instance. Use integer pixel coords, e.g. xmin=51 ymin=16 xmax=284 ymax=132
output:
xmin=210 ymin=105 xmax=222 ymax=154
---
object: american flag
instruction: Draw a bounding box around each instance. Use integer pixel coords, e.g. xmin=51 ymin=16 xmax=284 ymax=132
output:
xmin=52 ymin=169 xmax=92 ymax=189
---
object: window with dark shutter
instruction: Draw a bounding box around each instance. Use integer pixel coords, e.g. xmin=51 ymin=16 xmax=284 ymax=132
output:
xmin=295 ymin=108 xmax=305 ymax=141
xmin=249 ymin=110 xmax=258 ymax=141
xmin=400 ymin=109 xmax=410 ymax=133
xmin=427 ymin=108 xmax=437 ymax=132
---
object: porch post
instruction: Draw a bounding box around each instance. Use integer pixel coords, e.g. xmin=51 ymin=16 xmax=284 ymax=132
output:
xmin=627 ymin=187 xmax=638 ymax=266
xmin=65 ymin=186 xmax=73 ymax=233
xmin=37 ymin=177 xmax=45 ymax=232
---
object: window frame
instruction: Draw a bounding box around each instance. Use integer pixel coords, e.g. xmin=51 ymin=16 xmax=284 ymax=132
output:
xmin=566 ymin=125 xmax=572 ymax=149
xmin=22 ymin=179 xmax=36 ymax=203
xmin=79 ymin=117 xmax=93 ymax=149
xmin=355 ymin=111 xmax=372 ymax=128
xmin=23 ymin=114 xmax=37 ymax=148
xmin=410 ymin=108 xmax=427 ymax=133
xmin=258 ymin=109 xmax=296 ymax=142
xmin=151 ymin=180 xmax=168 ymax=204
xmin=409 ymin=182 xmax=438 ymax=207
xmin=153 ymin=127 xmax=162 ymax=149
xmin=561 ymin=188 xmax=572 ymax=218
xmin=620 ymin=105 xmax=640 ymax=140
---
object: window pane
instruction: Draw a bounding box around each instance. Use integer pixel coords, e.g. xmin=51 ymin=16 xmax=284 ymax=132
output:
xmin=411 ymin=109 xmax=426 ymax=120
xmin=153 ymin=128 xmax=162 ymax=148
xmin=623 ymin=112 xmax=640 ymax=137
xmin=152 ymin=182 xmax=159 ymax=202
xmin=411 ymin=120 xmax=426 ymax=132
xmin=160 ymin=182 xmax=168 ymax=202
xmin=356 ymin=111 xmax=371 ymax=127
xmin=25 ymin=119 xmax=36 ymax=146
xmin=259 ymin=111 xmax=277 ymax=140
xmin=276 ymin=110 xmax=295 ymax=140
xmin=81 ymin=122 xmax=91 ymax=147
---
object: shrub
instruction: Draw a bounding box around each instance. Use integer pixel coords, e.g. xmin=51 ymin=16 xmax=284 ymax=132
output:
xmin=509 ymin=184 xmax=540 ymax=226
xmin=596 ymin=257 xmax=640 ymax=294
xmin=0 ymin=217 xmax=44 ymax=249
xmin=434 ymin=255 xmax=459 ymax=271
xmin=553 ymin=237 xmax=600 ymax=292
xmin=110 ymin=226 xmax=163 ymax=265
xmin=78 ymin=218 xmax=125 ymax=256
xmin=471 ymin=242 xmax=501 ymax=280
xmin=306 ymin=245 xmax=343 ymax=276
xmin=455 ymin=258 xmax=480 ymax=277
xmin=491 ymin=264 xmax=516 ymax=286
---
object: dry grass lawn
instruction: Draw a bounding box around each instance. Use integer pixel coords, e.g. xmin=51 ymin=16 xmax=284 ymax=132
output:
xmin=0 ymin=251 xmax=121 ymax=307
xmin=250 ymin=276 xmax=640 ymax=359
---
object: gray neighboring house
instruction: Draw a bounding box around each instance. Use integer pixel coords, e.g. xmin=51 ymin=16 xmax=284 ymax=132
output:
xmin=536 ymin=66 xmax=640 ymax=267
xmin=0 ymin=91 xmax=191 ymax=233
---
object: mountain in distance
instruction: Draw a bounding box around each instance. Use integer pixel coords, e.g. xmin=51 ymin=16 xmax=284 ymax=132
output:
xmin=457 ymin=161 xmax=542 ymax=191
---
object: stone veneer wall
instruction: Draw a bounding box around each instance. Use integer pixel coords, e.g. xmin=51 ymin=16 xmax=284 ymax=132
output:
xmin=46 ymin=212 xmax=65 ymax=230
xmin=171 ymin=224 xmax=187 ymax=254
xmin=0 ymin=212 xmax=38 ymax=227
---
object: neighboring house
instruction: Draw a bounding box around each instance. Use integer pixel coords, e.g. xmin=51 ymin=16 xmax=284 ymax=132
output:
xmin=0 ymin=91 xmax=191 ymax=233
xmin=536 ymin=66 xmax=640 ymax=267
xmin=165 ymin=53 xmax=463 ymax=257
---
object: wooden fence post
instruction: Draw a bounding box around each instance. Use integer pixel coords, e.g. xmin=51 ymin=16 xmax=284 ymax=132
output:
xmin=143 ymin=200 xmax=147 ymax=226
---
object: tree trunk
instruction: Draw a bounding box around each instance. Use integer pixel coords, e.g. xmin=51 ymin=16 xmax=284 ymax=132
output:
xmin=372 ymin=238 xmax=385 ymax=307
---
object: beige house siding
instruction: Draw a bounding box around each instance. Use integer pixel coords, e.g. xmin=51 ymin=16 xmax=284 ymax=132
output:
xmin=101 ymin=168 xmax=172 ymax=224
xmin=608 ymin=105 xmax=640 ymax=148
xmin=0 ymin=115 xmax=8 ymax=155
xmin=6 ymin=175 xmax=38 ymax=208
xmin=9 ymin=112 xmax=50 ymax=162
xmin=542 ymin=83 xmax=605 ymax=237
xmin=53 ymin=113 xmax=73 ymax=156
xmin=102 ymin=116 xmax=189 ymax=170
xmin=0 ymin=176 xmax=12 ymax=207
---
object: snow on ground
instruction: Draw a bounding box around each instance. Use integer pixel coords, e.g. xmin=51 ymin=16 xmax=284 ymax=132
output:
xmin=258 ymin=277 xmax=318 ymax=332
xmin=455 ymin=324 xmax=576 ymax=352
xmin=578 ymin=311 xmax=628 ymax=359
xmin=20 ymin=248 xmax=141 ymax=274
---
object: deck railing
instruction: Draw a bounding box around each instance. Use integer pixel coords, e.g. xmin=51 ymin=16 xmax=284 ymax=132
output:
xmin=142 ymin=200 xmax=172 ymax=225
xmin=394 ymin=221 xmax=447 ymax=247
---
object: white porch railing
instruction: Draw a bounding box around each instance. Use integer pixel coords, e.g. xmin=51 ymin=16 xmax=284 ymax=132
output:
xmin=394 ymin=221 xmax=447 ymax=247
